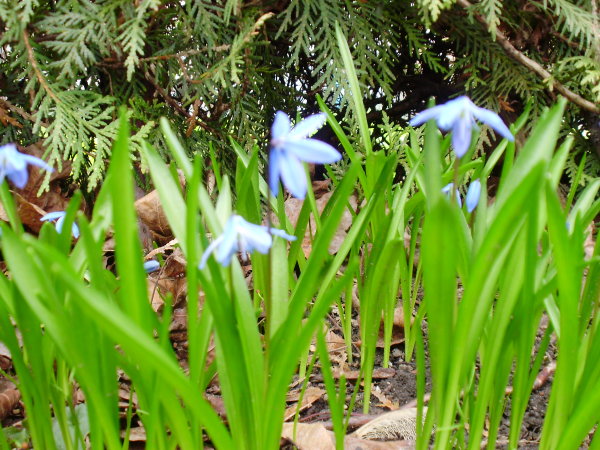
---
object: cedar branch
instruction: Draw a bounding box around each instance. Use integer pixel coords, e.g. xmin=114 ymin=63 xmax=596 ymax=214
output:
xmin=22 ymin=29 xmax=61 ymax=105
xmin=457 ymin=0 xmax=599 ymax=114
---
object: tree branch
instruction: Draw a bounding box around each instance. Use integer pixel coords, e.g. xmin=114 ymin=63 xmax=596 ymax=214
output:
xmin=22 ymin=29 xmax=61 ymax=105
xmin=457 ymin=0 xmax=599 ymax=114
xmin=0 ymin=98 xmax=50 ymax=128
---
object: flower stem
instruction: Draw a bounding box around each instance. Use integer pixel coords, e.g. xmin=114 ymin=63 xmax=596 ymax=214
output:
xmin=0 ymin=183 xmax=22 ymax=234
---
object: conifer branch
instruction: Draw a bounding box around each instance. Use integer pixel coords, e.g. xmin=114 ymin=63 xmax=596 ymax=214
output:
xmin=457 ymin=0 xmax=599 ymax=114
xmin=22 ymin=29 xmax=61 ymax=105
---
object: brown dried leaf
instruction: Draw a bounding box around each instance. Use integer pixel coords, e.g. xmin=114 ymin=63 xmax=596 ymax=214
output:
xmin=0 ymin=342 xmax=11 ymax=371
xmin=135 ymin=190 xmax=172 ymax=237
xmin=355 ymin=307 xmax=408 ymax=348
xmin=281 ymin=423 xmax=335 ymax=450
xmin=122 ymin=426 xmax=146 ymax=442
xmin=147 ymin=276 xmax=187 ymax=313
xmin=284 ymin=387 xmax=326 ymax=421
xmin=0 ymin=106 xmax=22 ymax=128
xmin=206 ymin=394 xmax=227 ymax=418
xmin=0 ymin=382 xmax=20 ymax=421
xmin=371 ymin=387 xmax=399 ymax=411
xmin=354 ymin=407 xmax=425 ymax=442
xmin=312 ymin=367 xmax=395 ymax=382
xmin=281 ymin=423 xmax=414 ymax=450
xmin=344 ymin=435 xmax=415 ymax=449
xmin=134 ymin=171 xmax=186 ymax=241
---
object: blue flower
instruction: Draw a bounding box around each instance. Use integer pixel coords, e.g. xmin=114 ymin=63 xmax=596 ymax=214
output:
xmin=269 ymin=111 xmax=341 ymax=199
xmin=0 ymin=143 xmax=53 ymax=189
xmin=143 ymin=260 xmax=161 ymax=273
xmin=40 ymin=211 xmax=80 ymax=239
xmin=199 ymin=214 xmax=296 ymax=269
xmin=409 ymin=96 xmax=514 ymax=158
xmin=442 ymin=183 xmax=462 ymax=207
xmin=465 ymin=179 xmax=482 ymax=213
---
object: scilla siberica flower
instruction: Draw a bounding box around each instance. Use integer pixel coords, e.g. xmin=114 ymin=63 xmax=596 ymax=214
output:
xmin=143 ymin=260 xmax=160 ymax=273
xmin=409 ymin=96 xmax=514 ymax=158
xmin=0 ymin=143 xmax=53 ymax=188
xmin=199 ymin=214 xmax=296 ymax=269
xmin=442 ymin=183 xmax=462 ymax=207
xmin=269 ymin=111 xmax=341 ymax=199
xmin=40 ymin=211 xmax=80 ymax=239
xmin=465 ymin=179 xmax=482 ymax=213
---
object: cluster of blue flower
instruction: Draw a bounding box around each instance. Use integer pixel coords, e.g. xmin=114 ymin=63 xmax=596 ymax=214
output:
xmin=199 ymin=111 xmax=341 ymax=268
xmin=202 ymin=98 xmax=513 ymax=268
xmin=410 ymin=96 xmax=513 ymax=214
xmin=0 ymin=97 xmax=513 ymax=270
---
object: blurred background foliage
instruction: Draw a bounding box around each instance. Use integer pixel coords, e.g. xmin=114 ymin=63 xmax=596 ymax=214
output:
xmin=0 ymin=0 xmax=599 ymax=191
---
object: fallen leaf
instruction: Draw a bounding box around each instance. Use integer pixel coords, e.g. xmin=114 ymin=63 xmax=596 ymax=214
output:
xmin=312 ymin=367 xmax=395 ymax=382
xmin=122 ymin=426 xmax=146 ymax=442
xmin=281 ymin=422 xmax=335 ymax=450
xmin=0 ymin=382 xmax=20 ymax=421
xmin=371 ymin=387 xmax=400 ymax=411
xmin=0 ymin=342 xmax=11 ymax=371
xmin=281 ymin=423 xmax=414 ymax=449
xmin=135 ymin=189 xmax=172 ymax=237
xmin=354 ymin=407 xmax=426 ymax=442
xmin=344 ymin=435 xmax=415 ymax=449
xmin=135 ymin=171 xmax=186 ymax=241
xmin=284 ymin=387 xmax=326 ymax=421
xmin=355 ymin=307 xmax=409 ymax=348
xmin=206 ymin=394 xmax=227 ymax=418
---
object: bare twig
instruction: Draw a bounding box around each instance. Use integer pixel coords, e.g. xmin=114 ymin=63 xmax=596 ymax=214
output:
xmin=457 ymin=0 xmax=600 ymax=114
xmin=140 ymin=45 xmax=232 ymax=62
xmin=22 ymin=29 xmax=61 ymax=105
xmin=0 ymin=98 xmax=50 ymax=128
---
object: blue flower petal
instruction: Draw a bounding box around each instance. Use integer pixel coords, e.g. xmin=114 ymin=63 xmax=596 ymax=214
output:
xmin=466 ymin=179 xmax=482 ymax=213
xmin=269 ymin=149 xmax=282 ymax=196
xmin=0 ymin=144 xmax=53 ymax=188
xmin=471 ymin=106 xmax=514 ymax=141
xmin=21 ymin=154 xmax=55 ymax=173
xmin=442 ymin=183 xmax=462 ymax=207
xmin=41 ymin=211 xmax=67 ymax=222
xmin=7 ymin=169 xmax=29 ymax=189
xmin=271 ymin=111 xmax=291 ymax=141
xmin=198 ymin=235 xmax=224 ymax=269
xmin=437 ymin=97 xmax=470 ymax=130
xmin=270 ymin=228 xmax=297 ymax=241
xmin=451 ymin=116 xmax=473 ymax=158
xmin=199 ymin=215 xmax=295 ymax=268
xmin=239 ymin=222 xmax=272 ymax=254
xmin=269 ymin=111 xmax=339 ymax=199
xmin=278 ymin=152 xmax=307 ymax=199
xmin=409 ymin=104 xmax=447 ymax=128
xmin=284 ymin=139 xmax=341 ymax=164
xmin=288 ymin=113 xmax=327 ymax=139
xmin=216 ymin=218 xmax=240 ymax=265
xmin=71 ymin=222 xmax=80 ymax=239
xmin=55 ymin=215 xmax=66 ymax=234
xmin=144 ymin=260 xmax=160 ymax=273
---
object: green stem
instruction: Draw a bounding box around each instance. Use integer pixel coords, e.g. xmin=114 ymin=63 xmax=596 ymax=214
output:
xmin=0 ymin=183 xmax=22 ymax=234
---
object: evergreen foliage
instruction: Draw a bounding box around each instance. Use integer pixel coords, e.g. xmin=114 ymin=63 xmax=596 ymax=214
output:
xmin=0 ymin=0 xmax=598 ymax=190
